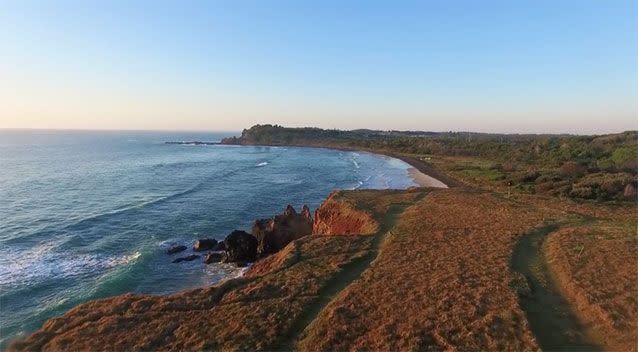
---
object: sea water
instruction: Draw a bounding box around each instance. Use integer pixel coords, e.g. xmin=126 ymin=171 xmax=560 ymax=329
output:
xmin=0 ymin=130 xmax=416 ymax=347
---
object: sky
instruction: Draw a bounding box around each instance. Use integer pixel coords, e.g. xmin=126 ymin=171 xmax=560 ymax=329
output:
xmin=1 ymin=0 xmax=637 ymax=134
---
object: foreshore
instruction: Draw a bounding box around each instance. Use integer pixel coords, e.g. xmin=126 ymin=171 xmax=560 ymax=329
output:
xmin=387 ymin=153 xmax=463 ymax=188
xmin=210 ymin=140 xmax=462 ymax=189
xmin=407 ymin=167 xmax=448 ymax=188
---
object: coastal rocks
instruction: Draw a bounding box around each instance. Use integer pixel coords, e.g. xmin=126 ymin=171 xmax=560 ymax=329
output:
xmin=167 ymin=205 xmax=314 ymax=266
xmin=204 ymin=252 xmax=224 ymax=264
xmin=193 ymin=238 xmax=218 ymax=251
xmin=252 ymin=205 xmax=313 ymax=256
xmin=172 ymin=254 xmax=200 ymax=263
xmin=223 ymin=230 xmax=258 ymax=263
xmin=166 ymin=245 xmax=187 ymax=255
xmin=213 ymin=241 xmax=226 ymax=251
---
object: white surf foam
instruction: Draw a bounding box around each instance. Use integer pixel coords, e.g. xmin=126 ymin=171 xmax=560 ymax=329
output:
xmin=0 ymin=242 xmax=141 ymax=288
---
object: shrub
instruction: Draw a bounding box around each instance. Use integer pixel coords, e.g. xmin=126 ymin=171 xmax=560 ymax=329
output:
xmin=611 ymin=146 xmax=638 ymax=169
xmin=559 ymin=161 xmax=587 ymax=178
xmin=536 ymin=180 xmax=571 ymax=196
xmin=517 ymin=170 xmax=541 ymax=183
xmin=572 ymin=172 xmax=633 ymax=200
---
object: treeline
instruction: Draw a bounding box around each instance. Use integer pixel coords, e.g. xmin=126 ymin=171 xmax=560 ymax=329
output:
xmin=222 ymin=124 xmax=638 ymax=201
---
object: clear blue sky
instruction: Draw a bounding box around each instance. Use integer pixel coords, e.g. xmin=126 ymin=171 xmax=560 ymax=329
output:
xmin=1 ymin=0 xmax=636 ymax=133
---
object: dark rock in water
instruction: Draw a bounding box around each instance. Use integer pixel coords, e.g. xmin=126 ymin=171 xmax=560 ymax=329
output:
xmin=234 ymin=261 xmax=248 ymax=268
xmin=283 ymin=204 xmax=297 ymax=216
xmin=223 ymin=230 xmax=258 ymax=263
xmin=193 ymin=238 xmax=218 ymax=251
xmin=212 ymin=241 xmax=226 ymax=251
xmin=166 ymin=245 xmax=187 ymax=255
xmin=252 ymin=204 xmax=313 ymax=257
xmin=203 ymin=252 xmax=224 ymax=264
xmin=172 ymin=254 xmax=200 ymax=263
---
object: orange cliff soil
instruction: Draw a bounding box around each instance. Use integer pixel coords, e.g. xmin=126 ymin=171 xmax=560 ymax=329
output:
xmin=312 ymin=191 xmax=378 ymax=235
xmin=313 ymin=189 xmax=423 ymax=236
xmin=545 ymin=222 xmax=638 ymax=351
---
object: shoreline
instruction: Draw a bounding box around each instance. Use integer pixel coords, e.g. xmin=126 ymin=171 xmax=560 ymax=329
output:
xmin=196 ymin=140 xmax=462 ymax=189
xmin=407 ymin=167 xmax=448 ymax=188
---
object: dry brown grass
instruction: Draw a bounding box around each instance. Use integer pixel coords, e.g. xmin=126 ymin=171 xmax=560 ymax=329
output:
xmin=514 ymin=192 xmax=636 ymax=221
xmin=296 ymin=188 xmax=550 ymax=351
xmin=545 ymin=222 xmax=638 ymax=351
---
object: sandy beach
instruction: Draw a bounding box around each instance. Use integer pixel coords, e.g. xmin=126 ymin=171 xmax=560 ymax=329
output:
xmin=408 ymin=167 xmax=448 ymax=188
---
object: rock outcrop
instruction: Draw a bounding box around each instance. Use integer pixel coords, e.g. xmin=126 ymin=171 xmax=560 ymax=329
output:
xmin=166 ymin=245 xmax=187 ymax=255
xmin=203 ymin=252 xmax=224 ymax=264
xmin=193 ymin=238 xmax=218 ymax=251
xmin=172 ymin=254 xmax=200 ymax=263
xmin=251 ymin=205 xmax=313 ymax=256
xmin=223 ymin=230 xmax=258 ymax=263
xmin=212 ymin=241 xmax=226 ymax=251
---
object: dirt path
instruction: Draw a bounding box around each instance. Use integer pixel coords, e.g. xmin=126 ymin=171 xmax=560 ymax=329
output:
xmin=511 ymin=224 xmax=601 ymax=351
xmin=273 ymin=201 xmax=415 ymax=350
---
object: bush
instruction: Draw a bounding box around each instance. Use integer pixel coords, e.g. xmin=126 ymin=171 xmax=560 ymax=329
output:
xmin=570 ymin=186 xmax=595 ymax=199
xmin=536 ymin=180 xmax=571 ymax=196
xmin=517 ymin=170 xmax=541 ymax=183
xmin=559 ymin=161 xmax=587 ymax=178
xmin=572 ymin=172 xmax=633 ymax=200
xmin=611 ymin=146 xmax=638 ymax=169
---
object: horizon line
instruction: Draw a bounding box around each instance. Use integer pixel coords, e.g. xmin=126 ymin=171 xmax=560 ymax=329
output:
xmin=1 ymin=126 xmax=636 ymax=137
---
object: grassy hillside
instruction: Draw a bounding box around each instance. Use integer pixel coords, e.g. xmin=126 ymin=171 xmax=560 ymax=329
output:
xmin=13 ymin=188 xmax=636 ymax=351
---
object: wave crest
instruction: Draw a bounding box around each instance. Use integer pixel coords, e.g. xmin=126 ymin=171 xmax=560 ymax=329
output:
xmin=0 ymin=242 xmax=141 ymax=288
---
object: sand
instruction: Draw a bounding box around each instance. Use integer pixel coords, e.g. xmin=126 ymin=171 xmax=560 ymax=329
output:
xmin=408 ymin=167 xmax=448 ymax=188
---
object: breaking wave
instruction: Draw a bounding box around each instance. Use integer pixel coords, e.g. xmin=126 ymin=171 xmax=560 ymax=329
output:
xmin=0 ymin=241 xmax=141 ymax=289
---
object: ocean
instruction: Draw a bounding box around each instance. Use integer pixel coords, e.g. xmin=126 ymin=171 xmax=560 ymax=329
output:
xmin=0 ymin=130 xmax=417 ymax=347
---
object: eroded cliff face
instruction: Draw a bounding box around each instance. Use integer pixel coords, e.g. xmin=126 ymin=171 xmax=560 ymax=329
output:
xmin=312 ymin=191 xmax=379 ymax=235
xmin=252 ymin=205 xmax=313 ymax=257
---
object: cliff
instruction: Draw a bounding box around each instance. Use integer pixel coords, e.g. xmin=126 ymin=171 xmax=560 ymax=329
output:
xmin=9 ymin=189 xmax=406 ymax=351
xmin=312 ymin=191 xmax=378 ymax=235
xmin=10 ymin=187 xmax=637 ymax=351
xmin=252 ymin=205 xmax=313 ymax=256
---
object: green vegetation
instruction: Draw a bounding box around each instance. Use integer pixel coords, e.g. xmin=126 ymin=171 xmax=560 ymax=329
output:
xmin=222 ymin=124 xmax=638 ymax=201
